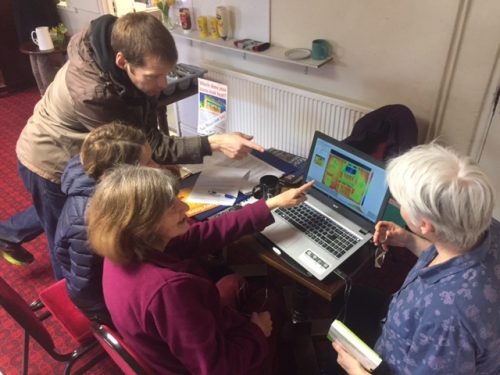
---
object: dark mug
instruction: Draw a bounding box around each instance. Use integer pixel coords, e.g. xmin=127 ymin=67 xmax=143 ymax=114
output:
xmin=252 ymin=175 xmax=281 ymax=200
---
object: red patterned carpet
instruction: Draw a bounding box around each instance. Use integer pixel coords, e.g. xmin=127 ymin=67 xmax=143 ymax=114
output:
xmin=0 ymin=87 xmax=118 ymax=374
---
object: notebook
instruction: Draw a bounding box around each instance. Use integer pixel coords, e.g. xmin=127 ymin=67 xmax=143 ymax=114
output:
xmin=260 ymin=131 xmax=390 ymax=280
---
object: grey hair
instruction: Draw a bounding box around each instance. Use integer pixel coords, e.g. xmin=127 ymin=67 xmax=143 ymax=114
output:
xmin=386 ymin=142 xmax=495 ymax=250
xmin=87 ymin=165 xmax=179 ymax=264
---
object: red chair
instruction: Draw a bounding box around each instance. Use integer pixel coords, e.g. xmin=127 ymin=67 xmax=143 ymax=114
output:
xmin=0 ymin=276 xmax=103 ymax=375
xmin=38 ymin=279 xmax=94 ymax=345
xmin=92 ymin=323 xmax=153 ymax=375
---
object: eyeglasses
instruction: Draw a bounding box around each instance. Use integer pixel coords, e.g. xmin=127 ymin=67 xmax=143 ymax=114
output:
xmin=374 ymin=231 xmax=388 ymax=269
xmin=237 ymin=282 xmax=269 ymax=310
xmin=374 ymin=245 xmax=387 ymax=268
xmin=241 ymin=287 xmax=269 ymax=318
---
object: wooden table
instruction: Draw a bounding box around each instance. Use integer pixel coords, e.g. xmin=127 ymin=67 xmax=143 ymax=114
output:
xmin=229 ymin=234 xmax=372 ymax=301
xmin=19 ymin=41 xmax=67 ymax=95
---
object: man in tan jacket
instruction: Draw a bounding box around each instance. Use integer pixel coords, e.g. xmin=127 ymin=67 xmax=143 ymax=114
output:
xmin=1 ymin=12 xmax=263 ymax=277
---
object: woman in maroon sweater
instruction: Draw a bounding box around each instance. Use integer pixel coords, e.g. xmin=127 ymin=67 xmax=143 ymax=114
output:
xmin=87 ymin=165 xmax=313 ymax=375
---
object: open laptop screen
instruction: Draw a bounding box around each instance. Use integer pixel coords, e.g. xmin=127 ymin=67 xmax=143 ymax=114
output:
xmin=305 ymin=132 xmax=388 ymax=224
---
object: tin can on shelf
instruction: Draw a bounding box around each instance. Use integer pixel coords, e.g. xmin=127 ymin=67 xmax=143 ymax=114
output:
xmin=179 ymin=8 xmax=192 ymax=33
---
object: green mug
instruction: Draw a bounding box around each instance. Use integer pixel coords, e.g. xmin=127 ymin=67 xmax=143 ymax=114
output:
xmin=311 ymin=39 xmax=329 ymax=60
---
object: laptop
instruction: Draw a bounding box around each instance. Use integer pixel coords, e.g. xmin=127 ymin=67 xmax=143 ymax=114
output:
xmin=260 ymin=131 xmax=390 ymax=280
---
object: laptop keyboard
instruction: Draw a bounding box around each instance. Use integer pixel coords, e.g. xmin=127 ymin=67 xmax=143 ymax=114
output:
xmin=275 ymin=204 xmax=361 ymax=258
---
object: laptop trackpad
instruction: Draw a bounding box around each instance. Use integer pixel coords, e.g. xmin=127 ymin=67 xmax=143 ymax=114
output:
xmin=262 ymin=222 xmax=306 ymax=249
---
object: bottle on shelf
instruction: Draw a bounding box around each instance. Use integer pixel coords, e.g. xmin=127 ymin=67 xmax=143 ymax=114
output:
xmin=216 ymin=6 xmax=229 ymax=40
xmin=208 ymin=16 xmax=220 ymax=39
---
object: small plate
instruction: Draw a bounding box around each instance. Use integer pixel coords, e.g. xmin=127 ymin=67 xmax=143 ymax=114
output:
xmin=285 ymin=48 xmax=311 ymax=60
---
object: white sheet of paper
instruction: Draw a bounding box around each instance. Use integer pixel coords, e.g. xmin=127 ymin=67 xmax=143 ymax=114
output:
xmin=187 ymin=166 xmax=250 ymax=205
xmin=181 ymin=153 xmax=283 ymax=193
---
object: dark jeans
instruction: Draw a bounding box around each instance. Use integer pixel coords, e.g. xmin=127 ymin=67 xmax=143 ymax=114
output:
xmin=0 ymin=206 xmax=43 ymax=244
xmin=17 ymin=161 xmax=67 ymax=280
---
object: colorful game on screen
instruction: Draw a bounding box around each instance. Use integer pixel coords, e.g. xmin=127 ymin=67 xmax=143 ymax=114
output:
xmin=306 ymin=136 xmax=387 ymax=223
xmin=320 ymin=149 xmax=372 ymax=210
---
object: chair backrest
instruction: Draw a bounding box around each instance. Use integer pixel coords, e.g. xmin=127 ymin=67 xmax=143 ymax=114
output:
xmin=343 ymin=104 xmax=418 ymax=161
xmin=92 ymin=323 xmax=152 ymax=375
xmin=0 ymin=275 xmax=56 ymax=353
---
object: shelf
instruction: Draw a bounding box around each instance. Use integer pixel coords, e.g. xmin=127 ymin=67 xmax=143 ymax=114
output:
xmin=171 ymin=29 xmax=332 ymax=74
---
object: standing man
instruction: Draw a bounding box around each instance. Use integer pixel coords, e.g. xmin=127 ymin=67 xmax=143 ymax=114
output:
xmin=1 ymin=12 xmax=263 ymax=277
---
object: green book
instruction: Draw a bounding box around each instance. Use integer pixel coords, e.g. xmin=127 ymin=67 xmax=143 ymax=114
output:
xmin=327 ymin=319 xmax=383 ymax=371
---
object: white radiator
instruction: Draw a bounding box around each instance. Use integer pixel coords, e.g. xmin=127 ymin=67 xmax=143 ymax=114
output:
xmin=178 ymin=66 xmax=372 ymax=157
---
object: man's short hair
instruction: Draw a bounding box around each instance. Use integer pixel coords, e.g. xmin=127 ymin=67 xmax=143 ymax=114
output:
xmin=81 ymin=122 xmax=147 ymax=180
xmin=111 ymin=12 xmax=178 ymax=67
xmin=386 ymin=142 xmax=495 ymax=249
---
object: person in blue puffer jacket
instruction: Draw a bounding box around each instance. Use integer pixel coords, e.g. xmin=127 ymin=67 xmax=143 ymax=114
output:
xmin=54 ymin=122 xmax=158 ymax=323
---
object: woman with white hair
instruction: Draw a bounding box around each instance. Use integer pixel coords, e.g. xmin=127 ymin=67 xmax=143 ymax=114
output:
xmin=333 ymin=143 xmax=500 ymax=374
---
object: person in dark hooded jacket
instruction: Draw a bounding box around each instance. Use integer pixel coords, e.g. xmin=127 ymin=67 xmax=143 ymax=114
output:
xmin=55 ymin=122 xmax=157 ymax=323
xmin=4 ymin=11 xmax=264 ymax=276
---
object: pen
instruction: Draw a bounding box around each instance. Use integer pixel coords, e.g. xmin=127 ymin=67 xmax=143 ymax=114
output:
xmin=208 ymin=190 xmax=237 ymax=199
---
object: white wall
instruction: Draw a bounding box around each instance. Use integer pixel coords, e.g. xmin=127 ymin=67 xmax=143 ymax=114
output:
xmin=57 ymin=0 xmax=145 ymax=35
xmin=58 ymin=0 xmax=500 ymax=157
xmin=58 ymin=0 xmax=500 ymax=214
xmin=174 ymin=0 xmax=500 ymax=155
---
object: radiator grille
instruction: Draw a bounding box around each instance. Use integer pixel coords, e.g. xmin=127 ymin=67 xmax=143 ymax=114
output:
xmin=181 ymin=66 xmax=372 ymax=157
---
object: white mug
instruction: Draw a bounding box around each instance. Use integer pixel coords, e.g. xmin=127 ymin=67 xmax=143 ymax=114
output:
xmin=31 ymin=26 xmax=54 ymax=51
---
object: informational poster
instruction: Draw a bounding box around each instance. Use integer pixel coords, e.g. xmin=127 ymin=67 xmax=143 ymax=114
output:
xmin=197 ymin=78 xmax=227 ymax=136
